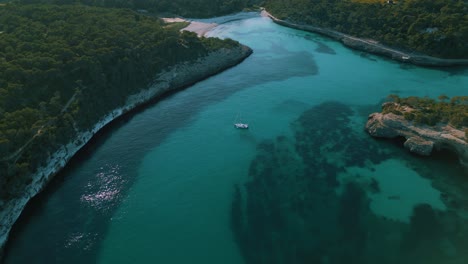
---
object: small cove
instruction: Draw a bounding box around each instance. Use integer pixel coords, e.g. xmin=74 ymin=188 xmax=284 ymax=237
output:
xmin=4 ymin=13 xmax=468 ymax=264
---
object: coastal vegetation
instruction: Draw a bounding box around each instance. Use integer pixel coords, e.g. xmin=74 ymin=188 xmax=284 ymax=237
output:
xmin=384 ymin=95 xmax=468 ymax=129
xmin=265 ymin=0 xmax=468 ymax=58
xmin=0 ymin=3 xmax=244 ymax=199
xmin=17 ymin=0 xmax=263 ymax=17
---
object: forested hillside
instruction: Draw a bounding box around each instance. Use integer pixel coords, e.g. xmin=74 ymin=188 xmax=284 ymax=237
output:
xmin=18 ymin=0 xmax=263 ymax=17
xmin=265 ymin=0 xmax=468 ymax=58
xmin=0 ymin=4 xmax=243 ymax=198
xmin=384 ymin=95 xmax=468 ymax=129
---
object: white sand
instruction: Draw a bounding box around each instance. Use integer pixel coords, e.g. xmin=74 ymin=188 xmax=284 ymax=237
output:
xmin=162 ymin=17 xmax=218 ymax=37
xmin=182 ymin=21 xmax=218 ymax=37
xmin=162 ymin=17 xmax=186 ymax=23
xmin=163 ymin=12 xmax=259 ymax=37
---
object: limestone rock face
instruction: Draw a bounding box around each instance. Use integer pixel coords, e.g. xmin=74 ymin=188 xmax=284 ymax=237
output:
xmin=403 ymin=136 xmax=434 ymax=156
xmin=366 ymin=113 xmax=402 ymax=138
xmin=365 ymin=111 xmax=468 ymax=166
xmin=0 ymin=44 xmax=253 ymax=257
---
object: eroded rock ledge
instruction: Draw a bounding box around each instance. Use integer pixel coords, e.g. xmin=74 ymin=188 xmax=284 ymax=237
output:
xmin=0 ymin=44 xmax=252 ymax=257
xmin=365 ymin=105 xmax=468 ymax=167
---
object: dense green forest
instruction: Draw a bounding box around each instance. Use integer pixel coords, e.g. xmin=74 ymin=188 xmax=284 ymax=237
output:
xmin=265 ymin=0 xmax=468 ymax=58
xmin=0 ymin=3 xmax=243 ymax=198
xmin=16 ymin=0 xmax=467 ymax=57
xmin=383 ymin=95 xmax=468 ymax=129
xmin=17 ymin=0 xmax=263 ymax=17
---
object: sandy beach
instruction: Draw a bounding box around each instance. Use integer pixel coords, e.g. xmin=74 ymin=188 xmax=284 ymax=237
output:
xmin=182 ymin=21 xmax=218 ymax=37
xmin=162 ymin=17 xmax=217 ymax=37
xmin=163 ymin=12 xmax=259 ymax=37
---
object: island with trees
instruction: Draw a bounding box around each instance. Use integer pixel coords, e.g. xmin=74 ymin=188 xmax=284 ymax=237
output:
xmin=366 ymin=95 xmax=468 ymax=166
xmin=264 ymin=0 xmax=468 ymax=66
xmin=0 ymin=3 xmax=252 ymax=254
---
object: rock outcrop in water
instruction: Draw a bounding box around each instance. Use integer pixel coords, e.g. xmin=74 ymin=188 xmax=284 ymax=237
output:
xmin=0 ymin=45 xmax=252 ymax=257
xmin=232 ymin=102 xmax=468 ymax=264
xmin=366 ymin=103 xmax=468 ymax=167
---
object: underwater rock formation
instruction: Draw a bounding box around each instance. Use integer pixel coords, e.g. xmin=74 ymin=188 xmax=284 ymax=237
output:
xmin=232 ymin=101 xmax=468 ymax=264
xmin=231 ymin=102 xmax=385 ymax=263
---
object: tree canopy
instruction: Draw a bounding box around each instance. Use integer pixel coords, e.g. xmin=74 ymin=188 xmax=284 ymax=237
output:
xmin=0 ymin=3 xmax=243 ymax=198
xmin=384 ymin=95 xmax=468 ymax=129
xmin=17 ymin=0 xmax=263 ymax=17
xmin=265 ymin=0 xmax=468 ymax=58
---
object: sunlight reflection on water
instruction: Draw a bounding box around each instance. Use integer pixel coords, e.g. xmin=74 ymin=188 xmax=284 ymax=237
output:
xmin=80 ymin=164 xmax=126 ymax=212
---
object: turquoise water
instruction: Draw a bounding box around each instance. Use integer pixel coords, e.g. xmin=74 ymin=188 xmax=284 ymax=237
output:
xmin=4 ymin=13 xmax=468 ymax=264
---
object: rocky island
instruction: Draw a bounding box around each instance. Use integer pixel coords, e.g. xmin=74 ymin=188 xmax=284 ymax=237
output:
xmin=366 ymin=96 xmax=468 ymax=167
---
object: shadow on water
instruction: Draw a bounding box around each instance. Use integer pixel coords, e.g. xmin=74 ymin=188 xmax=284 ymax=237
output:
xmin=231 ymin=101 xmax=468 ymax=264
xmin=3 ymin=31 xmax=320 ymax=264
xmin=271 ymin=99 xmax=311 ymax=115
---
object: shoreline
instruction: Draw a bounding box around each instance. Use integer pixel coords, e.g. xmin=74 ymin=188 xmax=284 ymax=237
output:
xmin=183 ymin=21 xmax=218 ymax=37
xmin=162 ymin=17 xmax=217 ymax=37
xmin=163 ymin=11 xmax=260 ymax=37
xmin=366 ymin=104 xmax=468 ymax=168
xmin=0 ymin=45 xmax=252 ymax=258
xmin=261 ymin=10 xmax=468 ymax=67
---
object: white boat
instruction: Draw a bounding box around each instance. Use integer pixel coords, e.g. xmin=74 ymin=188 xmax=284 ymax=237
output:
xmin=234 ymin=123 xmax=249 ymax=129
xmin=234 ymin=113 xmax=249 ymax=129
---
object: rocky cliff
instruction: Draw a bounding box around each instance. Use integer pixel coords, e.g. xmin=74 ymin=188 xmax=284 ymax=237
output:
xmin=366 ymin=106 xmax=468 ymax=167
xmin=0 ymin=45 xmax=252 ymax=257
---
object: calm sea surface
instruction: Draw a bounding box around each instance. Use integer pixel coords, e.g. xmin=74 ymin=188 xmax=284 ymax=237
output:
xmin=5 ymin=13 xmax=468 ymax=264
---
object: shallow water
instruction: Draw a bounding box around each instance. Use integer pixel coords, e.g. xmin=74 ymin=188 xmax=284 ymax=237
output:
xmin=4 ymin=13 xmax=468 ymax=264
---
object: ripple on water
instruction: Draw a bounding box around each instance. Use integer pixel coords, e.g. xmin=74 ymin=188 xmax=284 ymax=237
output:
xmin=80 ymin=164 xmax=127 ymax=213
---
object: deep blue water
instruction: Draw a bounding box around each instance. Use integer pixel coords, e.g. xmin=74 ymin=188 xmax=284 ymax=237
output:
xmin=4 ymin=13 xmax=468 ymax=264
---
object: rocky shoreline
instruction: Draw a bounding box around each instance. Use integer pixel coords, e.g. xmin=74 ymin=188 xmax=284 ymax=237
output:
xmin=262 ymin=10 xmax=468 ymax=67
xmin=0 ymin=45 xmax=252 ymax=258
xmin=365 ymin=104 xmax=468 ymax=167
